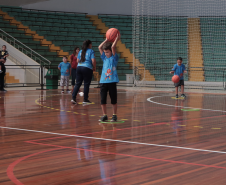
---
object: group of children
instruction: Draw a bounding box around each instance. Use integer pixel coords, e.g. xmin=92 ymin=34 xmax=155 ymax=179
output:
xmin=58 ymin=35 xmax=186 ymax=122
xmin=58 ymin=35 xmax=120 ymax=122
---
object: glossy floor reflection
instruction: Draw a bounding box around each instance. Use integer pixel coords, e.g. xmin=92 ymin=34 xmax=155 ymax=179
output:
xmin=1 ymin=89 xmax=226 ymax=184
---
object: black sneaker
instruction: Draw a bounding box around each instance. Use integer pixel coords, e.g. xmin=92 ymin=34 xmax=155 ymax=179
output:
xmin=181 ymin=94 xmax=186 ymax=98
xmin=0 ymin=89 xmax=7 ymax=92
xmin=83 ymin=100 xmax=92 ymax=104
xmin=71 ymin=99 xmax=77 ymax=104
xmin=175 ymin=94 xmax=179 ymax=98
xmin=111 ymin=115 xmax=117 ymax=122
xmin=99 ymin=115 xmax=108 ymax=122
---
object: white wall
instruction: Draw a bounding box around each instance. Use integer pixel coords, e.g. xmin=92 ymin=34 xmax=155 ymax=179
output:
xmin=0 ymin=38 xmax=40 ymax=66
xmin=21 ymin=0 xmax=226 ymax=17
xmin=0 ymin=38 xmax=48 ymax=84
xmin=5 ymin=59 xmax=25 ymax=83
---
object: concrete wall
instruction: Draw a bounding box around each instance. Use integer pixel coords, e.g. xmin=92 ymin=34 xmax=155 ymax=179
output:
xmin=0 ymin=38 xmax=40 ymax=66
xmin=5 ymin=59 xmax=25 ymax=83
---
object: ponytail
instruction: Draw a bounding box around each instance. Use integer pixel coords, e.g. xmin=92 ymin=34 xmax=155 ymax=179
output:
xmin=81 ymin=40 xmax=92 ymax=62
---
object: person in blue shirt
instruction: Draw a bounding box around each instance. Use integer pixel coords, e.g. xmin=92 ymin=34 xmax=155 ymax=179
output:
xmin=71 ymin=40 xmax=96 ymax=104
xmin=58 ymin=56 xmax=71 ymax=93
xmin=170 ymin=57 xmax=187 ymax=98
xmin=98 ymin=34 xmax=120 ymax=122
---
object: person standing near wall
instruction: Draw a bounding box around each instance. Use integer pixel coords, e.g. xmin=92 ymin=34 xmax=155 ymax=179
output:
xmin=70 ymin=47 xmax=80 ymax=93
xmin=0 ymin=45 xmax=9 ymax=92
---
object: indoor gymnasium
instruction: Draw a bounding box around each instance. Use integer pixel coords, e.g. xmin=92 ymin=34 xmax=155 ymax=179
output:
xmin=1 ymin=0 xmax=226 ymax=184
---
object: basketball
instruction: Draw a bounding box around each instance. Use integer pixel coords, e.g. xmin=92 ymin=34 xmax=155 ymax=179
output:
xmin=172 ymin=75 xmax=180 ymax=83
xmin=106 ymin=28 xmax=120 ymax=42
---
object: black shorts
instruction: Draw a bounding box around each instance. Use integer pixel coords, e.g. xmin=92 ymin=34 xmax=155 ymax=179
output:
xmin=174 ymin=80 xmax=184 ymax=87
xmin=100 ymin=83 xmax=117 ymax=105
xmin=0 ymin=57 xmax=6 ymax=61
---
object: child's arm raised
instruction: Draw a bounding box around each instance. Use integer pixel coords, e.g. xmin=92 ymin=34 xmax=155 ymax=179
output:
xmin=112 ymin=34 xmax=120 ymax=56
xmin=98 ymin=38 xmax=108 ymax=55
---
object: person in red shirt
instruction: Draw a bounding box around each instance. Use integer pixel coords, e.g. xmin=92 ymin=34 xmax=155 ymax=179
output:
xmin=70 ymin=47 xmax=80 ymax=92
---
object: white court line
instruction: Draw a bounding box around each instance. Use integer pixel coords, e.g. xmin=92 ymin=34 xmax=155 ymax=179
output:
xmin=147 ymin=96 xmax=226 ymax=113
xmin=1 ymin=126 xmax=226 ymax=154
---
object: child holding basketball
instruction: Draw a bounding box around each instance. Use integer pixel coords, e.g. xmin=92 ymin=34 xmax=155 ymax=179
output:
xmin=170 ymin=57 xmax=187 ymax=98
xmin=58 ymin=56 xmax=71 ymax=93
xmin=98 ymin=34 xmax=120 ymax=122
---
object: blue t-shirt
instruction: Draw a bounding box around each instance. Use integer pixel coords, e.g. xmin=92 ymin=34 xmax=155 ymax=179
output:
xmin=77 ymin=49 xmax=95 ymax=70
xmin=58 ymin=62 xmax=71 ymax=76
xmin=100 ymin=52 xmax=119 ymax=83
xmin=172 ymin=64 xmax=186 ymax=80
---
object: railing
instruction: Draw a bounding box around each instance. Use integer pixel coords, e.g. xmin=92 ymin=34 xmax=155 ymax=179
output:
xmin=0 ymin=28 xmax=51 ymax=66
xmin=133 ymin=66 xmax=226 ymax=90
xmin=8 ymin=51 xmax=27 ymax=65
xmin=3 ymin=64 xmax=226 ymax=90
xmin=5 ymin=65 xmax=42 ymax=87
xmin=4 ymin=65 xmax=133 ymax=88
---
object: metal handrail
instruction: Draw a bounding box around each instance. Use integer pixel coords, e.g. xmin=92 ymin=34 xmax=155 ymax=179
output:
xmin=0 ymin=28 xmax=51 ymax=65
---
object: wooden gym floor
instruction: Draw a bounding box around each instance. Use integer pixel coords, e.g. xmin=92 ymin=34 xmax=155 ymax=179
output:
xmin=1 ymin=88 xmax=226 ymax=185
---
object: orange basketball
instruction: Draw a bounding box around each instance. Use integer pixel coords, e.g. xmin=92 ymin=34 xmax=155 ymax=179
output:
xmin=172 ymin=75 xmax=180 ymax=83
xmin=106 ymin=28 xmax=120 ymax=42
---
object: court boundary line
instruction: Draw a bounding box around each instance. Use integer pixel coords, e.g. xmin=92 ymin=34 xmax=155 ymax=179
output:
xmin=1 ymin=126 xmax=226 ymax=154
xmin=147 ymin=96 xmax=226 ymax=113
xmin=7 ymin=148 xmax=62 ymax=185
xmin=8 ymin=137 xmax=226 ymax=185
xmin=28 ymin=140 xmax=226 ymax=170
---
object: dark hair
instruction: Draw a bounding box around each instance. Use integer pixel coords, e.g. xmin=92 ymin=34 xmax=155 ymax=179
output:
xmin=2 ymin=45 xmax=6 ymax=48
xmin=103 ymin=42 xmax=112 ymax=52
xmin=177 ymin=57 xmax=183 ymax=61
xmin=81 ymin=40 xmax=92 ymax=62
xmin=63 ymin=56 xmax=68 ymax=59
xmin=73 ymin=47 xmax=79 ymax=55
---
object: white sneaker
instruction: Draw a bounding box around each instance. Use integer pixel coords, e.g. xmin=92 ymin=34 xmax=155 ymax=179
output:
xmin=61 ymin=90 xmax=64 ymax=94
xmin=66 ymin=89 xmax=71 ymax=93
xmin=71 ymin=99 xmax=77 ymax=104
xmin=79 ymin=92 xmax=84 ymax=96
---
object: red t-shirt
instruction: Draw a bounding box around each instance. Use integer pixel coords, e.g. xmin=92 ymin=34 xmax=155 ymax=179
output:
xmin=71 ymin=54 xmax=78 ymax=69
